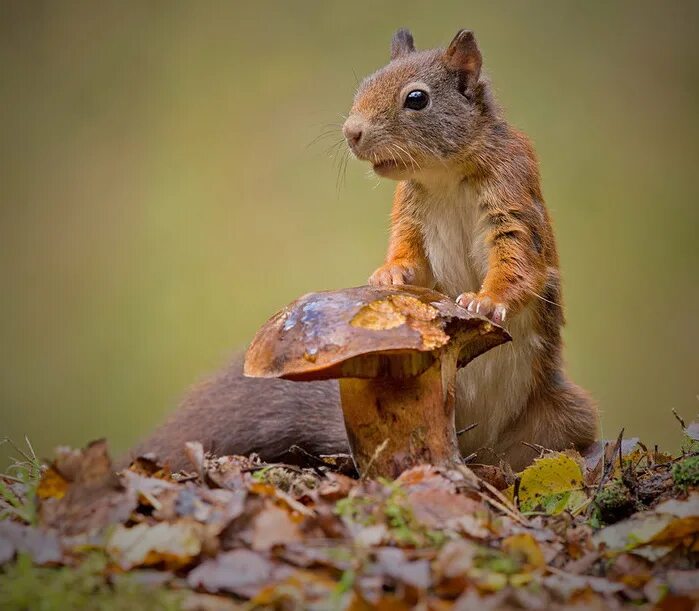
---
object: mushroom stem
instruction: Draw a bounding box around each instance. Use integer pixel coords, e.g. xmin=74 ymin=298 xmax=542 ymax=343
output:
xmin=338 ymin=349 xmax=461 ymax=478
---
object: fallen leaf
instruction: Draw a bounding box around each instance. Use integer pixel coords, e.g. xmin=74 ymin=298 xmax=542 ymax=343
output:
xmin=594 ymin=492 xmax=699 ymax=559
xmin=396 ymin=465 xmax=455 ymax=493
xmin=251 ymin=502 xmax=303 ymax=551
xmin=187 ymin=549 xmax=293 ymax=598
xmin=374 ymin=547 xmax=432 ymax=590
xmin=251 ymin=570 xmax=338 ymax=608
xmin=107 ymin=520 xmax=204 ymax=569
xmin=684 ymin=421 xmax=699 ymax=441
xmin=543 ymin=571 xmax=625 ymax=598
xmin=39 ymin=440 xmax=137 ymax=536
xmin=35 ymin=466 xmax=68 ymax=500
xmin=508 ymin=452 xmax=586 ymax=514
xmin=407 ymin=489 xmax=487 ymax=534
xmin=316 ymin=472 xmax=355 ymax=501
xmin=501 ymin=533 xmax=545 ymax=569
xmin=0 ymin=521 xmax=62 ymax=565
xmin=665 ymin=569 xmax=699 ymax=596
xmin=127 ymin=454 xmax=171 ymax=479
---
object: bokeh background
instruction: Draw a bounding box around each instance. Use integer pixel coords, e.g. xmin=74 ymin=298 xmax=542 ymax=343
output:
xmin=1 ymin=1 xmax=698 ymax=467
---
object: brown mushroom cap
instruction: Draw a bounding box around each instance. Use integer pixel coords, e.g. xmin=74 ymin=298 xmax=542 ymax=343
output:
xmin=244 ymin=285 xmax=510 ymax=382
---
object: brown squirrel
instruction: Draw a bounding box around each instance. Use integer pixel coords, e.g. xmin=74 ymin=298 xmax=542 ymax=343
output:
xmin=132 ymin=29 xmax=597 ymax=472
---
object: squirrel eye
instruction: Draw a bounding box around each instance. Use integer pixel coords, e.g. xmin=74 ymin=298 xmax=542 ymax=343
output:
xmin=404 ymin=89 xmax=429 ymax=110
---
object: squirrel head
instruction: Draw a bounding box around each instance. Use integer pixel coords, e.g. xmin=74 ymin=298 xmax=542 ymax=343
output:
xmin=343 ymin=29 xmax=496 ymax=181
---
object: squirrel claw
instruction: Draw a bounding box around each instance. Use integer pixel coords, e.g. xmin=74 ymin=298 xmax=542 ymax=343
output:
xmin=456 ymin=292 xmax=506 ymax=325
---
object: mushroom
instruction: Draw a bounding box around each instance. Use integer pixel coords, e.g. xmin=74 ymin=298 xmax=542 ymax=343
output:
xmin=244 ymin=285 xmax=509 ymax=478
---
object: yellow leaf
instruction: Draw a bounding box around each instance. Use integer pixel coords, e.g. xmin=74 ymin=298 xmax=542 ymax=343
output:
xmin=502 ymin=533 xmax=545 ymax=569
xmin=506 ymin=452 xmax=586 ymax=514
xmin=36 ymin=466 xmax=69 ymax=500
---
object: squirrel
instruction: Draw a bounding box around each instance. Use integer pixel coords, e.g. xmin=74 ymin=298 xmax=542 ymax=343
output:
xmin=131 ymin=29 xmax=597 ymax=472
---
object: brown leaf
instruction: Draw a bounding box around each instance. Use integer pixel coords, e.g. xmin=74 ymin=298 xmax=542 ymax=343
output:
xmin=469 ymin=464 xmax=509 ymax=490
xmin=187 ymin=549 xmax=293 ymax=598
xmin=396 ymin=465 xmax=455 ymax=493
xmin=39 ymin=440 xmax=137 ymax=536
xmin=251 ymin=502 xmax=303 ymax=551
xmin=316 ymin=472 xmax=355 ymax=501
xmin=250 ymin=570 xmax=338 ymax=608
xmin=407 ymin=488 xmax=488 ymax=536
xmin=127 ymin=454 xmax=171 ymax=479
xmin=107 ymin=519 xmax=204 ymax=569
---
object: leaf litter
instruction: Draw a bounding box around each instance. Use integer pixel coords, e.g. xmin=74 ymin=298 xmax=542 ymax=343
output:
xmin=0 ymin=417 xmax=697 ymax=610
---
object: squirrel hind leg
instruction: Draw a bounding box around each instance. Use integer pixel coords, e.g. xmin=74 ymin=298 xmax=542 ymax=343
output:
xmin=493 ymin=373 xmax=599 ymax=472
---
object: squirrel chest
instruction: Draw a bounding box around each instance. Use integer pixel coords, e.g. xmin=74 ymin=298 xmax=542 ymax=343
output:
xmin=412 ymin=179 xmax=487 ymax=299
xmin=411 ymin=179 xmax=542 ymax=450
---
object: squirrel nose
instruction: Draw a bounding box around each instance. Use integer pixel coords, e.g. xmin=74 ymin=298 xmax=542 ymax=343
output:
xmin=343 ymin=117 xmax=365 ymax=147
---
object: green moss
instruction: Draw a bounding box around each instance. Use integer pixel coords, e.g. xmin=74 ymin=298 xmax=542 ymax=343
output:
xmin=591 ymin=478 xmax=636 ymax=525
xmin=672 ymin=455 xmax=699 ymax=490
xmin=252 ymin=466 xmax=317 ymax=495
xmin=0 ymin=553 xmax=183 ymax=611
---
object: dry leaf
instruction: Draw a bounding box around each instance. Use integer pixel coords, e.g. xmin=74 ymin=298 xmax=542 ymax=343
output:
xmin=187 ymin=549 xmax=293 ymax=598
xmin=0 ymin=521 xmax=62 ymax=565
xmin=107 ymin=520 xmax=204 ymax=569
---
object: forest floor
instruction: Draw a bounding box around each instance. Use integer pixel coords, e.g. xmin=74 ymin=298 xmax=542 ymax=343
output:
xmin=0 ymin=414 xmax=698 ymax=610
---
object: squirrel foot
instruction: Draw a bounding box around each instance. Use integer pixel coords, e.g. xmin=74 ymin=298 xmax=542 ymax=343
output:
xmin=456 ymin=291 xmax=506 ymax=325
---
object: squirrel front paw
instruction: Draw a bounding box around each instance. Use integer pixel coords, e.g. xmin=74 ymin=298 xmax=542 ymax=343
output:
xmin=369 ymin=261 xmax=421 ymax=286
xmin=456 ymin=291 xmax=507 ymax=325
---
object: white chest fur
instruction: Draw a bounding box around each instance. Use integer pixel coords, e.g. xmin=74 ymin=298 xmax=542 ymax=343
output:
xmin=412 ymin=178 xmax=540 ymax=453
xmin=416 ymin=180 xmax=487 ymax=298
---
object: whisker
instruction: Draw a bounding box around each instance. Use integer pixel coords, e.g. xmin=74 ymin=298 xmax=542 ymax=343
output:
xmin=529 ymin=290 xmax=562 ymax=308
xmin=306 ymin=129 xmax=342 ymax=150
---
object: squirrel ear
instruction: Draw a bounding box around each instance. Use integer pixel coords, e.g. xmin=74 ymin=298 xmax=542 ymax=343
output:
xmin=391 ymin=28 xmax=415 ymax=60
xmin=445 ymin=30 xmax=482 ymax=87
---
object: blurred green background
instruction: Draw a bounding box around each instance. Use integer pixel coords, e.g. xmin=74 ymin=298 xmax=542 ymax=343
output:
xmin=1 ymin=1 xmax=698 ymax=467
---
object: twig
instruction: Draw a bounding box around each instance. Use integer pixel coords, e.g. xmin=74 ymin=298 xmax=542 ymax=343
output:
xmin=462 ymin=452 xmax=478 ymax=463
xmin=361 ymin=439 xmax=389 ymax=481
xmin=586 ymin=428 xmax=624 ymax=517
xmin=286 ymin=445 xmax=330 ymax=477
xmin=672 ymin=409 xmax=687 ymax=430
xmin=456 ymin=423 xmax=478 ymax=437
xmin=521 ymin=441 xmax=549 ymax=458
xmin=273 ymin=487 xmax=316 ymax=517
xmin=480 ymin=493 xmax=528 ymax=526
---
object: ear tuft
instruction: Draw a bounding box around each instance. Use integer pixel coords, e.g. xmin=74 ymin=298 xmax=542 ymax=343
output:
xmin=445 ymin=29 xmax=482 ymax=86
xmin=391 ymin=28 xmax=415 ymax=60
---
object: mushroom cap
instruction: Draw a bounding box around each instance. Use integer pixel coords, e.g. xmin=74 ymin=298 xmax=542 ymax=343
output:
xmin=244 ymin=285 xmax=510 ymax=381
